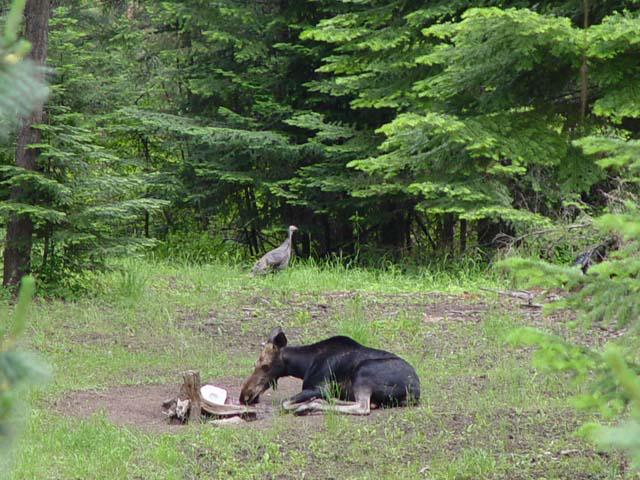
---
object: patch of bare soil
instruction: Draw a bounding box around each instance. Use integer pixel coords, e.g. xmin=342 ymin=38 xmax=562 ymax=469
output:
xmin=54 ymin=377 xmax=304 ymax=433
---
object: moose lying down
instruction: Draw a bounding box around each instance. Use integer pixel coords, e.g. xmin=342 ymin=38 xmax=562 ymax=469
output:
xmin=239 ymin=327 xmax=420 ymax=415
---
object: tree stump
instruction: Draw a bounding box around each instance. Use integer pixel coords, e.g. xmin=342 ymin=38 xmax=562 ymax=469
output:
xmin=182 ymin=370 xmax=202 ymax=424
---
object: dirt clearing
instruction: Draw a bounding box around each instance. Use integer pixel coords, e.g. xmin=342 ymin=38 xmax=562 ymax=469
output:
xmin=54 ymin=377 xmax=305 ymax=433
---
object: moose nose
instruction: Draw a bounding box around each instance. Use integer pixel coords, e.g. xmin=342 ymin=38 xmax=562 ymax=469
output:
xmin=239 ymin=390 xmax=257 ymax=405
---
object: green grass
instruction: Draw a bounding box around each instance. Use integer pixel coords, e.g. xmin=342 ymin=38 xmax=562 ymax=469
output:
xmin=3 ymin=259 xmax=636 ymax=479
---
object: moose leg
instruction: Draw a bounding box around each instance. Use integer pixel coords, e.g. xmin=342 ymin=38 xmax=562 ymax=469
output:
xmin=282 ymin=388 xmax=323 ymax=411
xmin=285 ymin=398 xmax=358 ymax=411
xmin=294 ymin=390 xmax=371 ymax=416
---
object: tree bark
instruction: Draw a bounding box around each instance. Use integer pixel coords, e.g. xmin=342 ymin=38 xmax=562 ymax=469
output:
xmin=3 ymin=0 xmax=50 ymax=287
xmin=380 ymin=208 xmax=406 ymax=252
xmin=414 ymin=215 xmax=437 ymax=252
xmin=144 ymin=210 xmax=150 ymax=238
xmin=181 ymin=370 xmax=202 ymax=424
xmin=438 ymin=213 xmax=456 ymax=254
xmin=459 ymin=219 xmax=467 ymax=255
xmin=321 ymin=218 xmax=331 ymax=256
xmin=301 ymin=231 xmax=311 ymax=258
xmin=579 ymin=0 xmax=589 ymax=122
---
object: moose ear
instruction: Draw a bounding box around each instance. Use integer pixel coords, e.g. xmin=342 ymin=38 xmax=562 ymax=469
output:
xmin=268 ymin=327 xmax=288 ymax=349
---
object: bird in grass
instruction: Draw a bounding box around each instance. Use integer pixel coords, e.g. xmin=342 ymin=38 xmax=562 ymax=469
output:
xmin=252 ymin=225 xmax=298 ymax=275
xmin=573 ymin=238 xmax=619 ymax=274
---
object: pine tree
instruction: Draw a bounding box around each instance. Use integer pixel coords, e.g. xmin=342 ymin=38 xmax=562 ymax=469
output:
xmin=116 ymin=0 xmax=364 ymax=256
xmin=1 ymin=2 xmax=168 ymax=289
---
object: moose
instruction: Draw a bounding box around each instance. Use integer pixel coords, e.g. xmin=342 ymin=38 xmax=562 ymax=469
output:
xmin=239 ymin=327 xmax=420 ymax=415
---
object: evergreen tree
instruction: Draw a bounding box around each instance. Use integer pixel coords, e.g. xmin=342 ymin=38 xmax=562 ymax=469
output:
xmin=115 ymin=0 xmax=365 ymax=256
xmin=302 ymin=1 xmax=637 ymax=253
xmin=1 ymin=1 xmax=167 ymax=289
xmin=4 ymin=0 xmax=637 ymax=273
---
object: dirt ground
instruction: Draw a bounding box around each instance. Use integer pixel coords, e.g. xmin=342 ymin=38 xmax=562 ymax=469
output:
xmin=54 ymin=376 xmax=306 ymax=433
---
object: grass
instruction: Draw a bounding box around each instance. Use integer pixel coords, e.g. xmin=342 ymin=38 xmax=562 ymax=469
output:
xmin=3 ymin=259 xmax=637 ymax=479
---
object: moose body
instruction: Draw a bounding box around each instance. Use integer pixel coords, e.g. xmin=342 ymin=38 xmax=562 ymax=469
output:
xmin=239 ymin=328 xmax=420 ymax=415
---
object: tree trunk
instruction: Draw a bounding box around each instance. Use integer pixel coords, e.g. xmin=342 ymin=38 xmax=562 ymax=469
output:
xmin=459 ymin=219 xmax=467 ymax=255
xmin=580 ymin=0 xmax=589 ymax=123
xmin=140 ymin=136 xmax=151 ymax=239
xmin=41 ymin=224 xmax=52 ymax=272
xmin=301 ymin=231 xmax=311 ymax=258
xmin=405 ymin=213 xmax=412 ymax=251
xmin=415 ymin=216 xmax=437 ymax=252
xmin=438 ymin=213 xmax=456 ymax=254
xmin=380 ymin=208 xmax=406 ymax=253
xmin=338 ymin=222 xmax=355 ymax=256
xmin=144 ymin=210 xmax=150 ymax=238
xmin=3 ymin=0 xmax=50 ymax=287
xmin=322 ymin=217 xmax=331 ymax=256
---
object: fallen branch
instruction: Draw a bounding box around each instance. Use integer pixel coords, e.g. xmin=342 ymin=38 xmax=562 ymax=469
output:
xmin=480 ymin=288 xmax=543 ymax=309
xmin=494 ymin=222 xmax=592 ymax=253
xmin=448 ymin=309 xmax=485 ymax=316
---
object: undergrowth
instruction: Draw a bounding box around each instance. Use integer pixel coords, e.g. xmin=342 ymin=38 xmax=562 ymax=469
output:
xmin=1 ymin=258 xmax=635 ymax=479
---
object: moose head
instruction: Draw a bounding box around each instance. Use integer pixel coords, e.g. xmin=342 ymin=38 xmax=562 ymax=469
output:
xmin=239 ymin=327 xmax=288 ymax=405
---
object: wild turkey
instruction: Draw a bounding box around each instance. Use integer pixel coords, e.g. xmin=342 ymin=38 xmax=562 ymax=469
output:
xmin=252 ymin=225 xmax=298 ymax=275
xmin=573 ymin=238 xmax=619 ymax=274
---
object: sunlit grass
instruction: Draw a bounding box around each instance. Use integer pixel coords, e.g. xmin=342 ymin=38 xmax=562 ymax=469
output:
xmin=2 ymin=259 xmax=631 ymax=479
xmin=111 ymin=256 xmax=502 ymax=299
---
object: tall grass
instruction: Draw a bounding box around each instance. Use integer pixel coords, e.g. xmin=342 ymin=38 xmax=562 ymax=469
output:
xmin=151 ymin=231 xmax=246 ymax=266
xmin=284 ymin=255 xmax=499 ymax=293
xmin=336 ymin=296 xmax=375 ymax=346
xmin=114 ymin=260 xmax=149 ymax=301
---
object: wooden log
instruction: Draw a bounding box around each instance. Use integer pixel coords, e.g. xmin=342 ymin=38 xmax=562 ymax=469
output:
xmin=201 ymin=399 xmax=258 ymax=417
xmin=209 ymin=417 xmax=244 ymax=426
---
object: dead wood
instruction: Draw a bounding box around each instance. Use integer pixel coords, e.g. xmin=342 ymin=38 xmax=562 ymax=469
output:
xmin=480 ymin=288 xmax=543 ymax=309
xmin=182 ymin=370 xmax=202 ymax=424
xmin=493 ymin=222 xmax=591 ymax=254
xmin=162 ymin=370 xmax=258 ymax=424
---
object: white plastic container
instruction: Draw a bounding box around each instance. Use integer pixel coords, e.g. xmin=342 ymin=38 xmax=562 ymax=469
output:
xmin=200 ymin=385 xmax=228 ymax=405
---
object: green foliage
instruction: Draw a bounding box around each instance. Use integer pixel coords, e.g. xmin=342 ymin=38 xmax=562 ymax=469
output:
xmin=0 ymin=276 xmax=50 ymax=468
xmin=588 ymin=347 xmax=640 ymax=469
xmin=1 ymin=3 xmax=169 ymax=289
xmin=114 ymin=260 xmax=148 ymax=301
xmin=0 ymin=0 xmax=47 ymax=134
xmin=501 ymin=30 xmax=640 ymax=463
xmin=299 ymin=1 xmax=625 ymax=255
xmin=152 ymin=230 xmax=243 ymax=265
